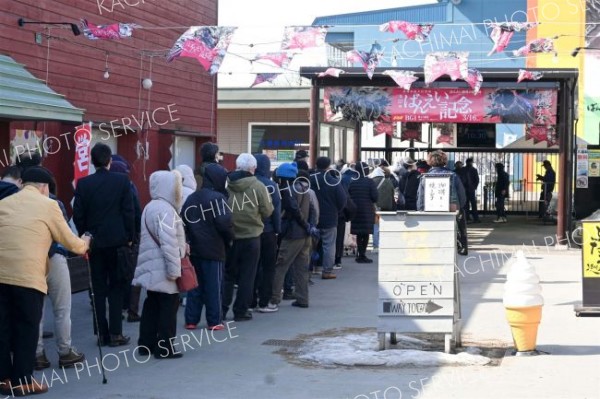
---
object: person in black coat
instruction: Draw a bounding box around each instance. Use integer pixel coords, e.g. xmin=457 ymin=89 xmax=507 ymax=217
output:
xmin=494 ymin=163 xmax=510 ymax=223
xmin=348 ymin=161 xmax=378 ymax=263
xmin=397 ymin=161 xmax=421 ymax=211
xmin=182 ymin=163 xmax=234 ymax=330
xmin=73 ymin=143 xmax=134 ymax=347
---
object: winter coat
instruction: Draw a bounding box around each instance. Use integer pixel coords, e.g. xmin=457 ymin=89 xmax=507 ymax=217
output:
xmin=464 ymin=164 xmax=480 ymax=192
xmin=0 ymin=186 xmax=88 ymax=294
xmin=309 ymin=169 xmax=347 ymax=229
xmin=370 ymin=167 xmax=396 ymax=212
xmin=417 ymin=167 xmax=466 ymax=211
xmin=0 ymin=181 xmax=18 ymax=201
xmin=182 ymin=163 xmax=234 ymax=261
xmin=133 ymin=170 xmax=186 ymax=294
xmin=254 ymin=154 xmax=282 ymax=234
xmin=73 ymin=168 xmax=135 ymax=248
xmin=398 ymin=170 xmax=421 ymax=211
xmin=348 ymin=164 xmax=378 ymax=235
xmin=280 ymin=180 xmax=312 ymax=240
xmin=177 ymin=164 xmax=197 ymax=204
xmin=227 ymin=171 xmax=274 ymax=240
xmin=495 ymin=169 xmax=510 ymax=197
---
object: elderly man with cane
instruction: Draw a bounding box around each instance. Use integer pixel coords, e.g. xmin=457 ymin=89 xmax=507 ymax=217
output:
xmin=0 ymin=166 xmax=90 ymax=396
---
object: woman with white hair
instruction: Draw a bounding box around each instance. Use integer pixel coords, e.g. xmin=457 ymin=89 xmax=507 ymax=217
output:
xmin=133 ymin=170 xmax=187 ymax=359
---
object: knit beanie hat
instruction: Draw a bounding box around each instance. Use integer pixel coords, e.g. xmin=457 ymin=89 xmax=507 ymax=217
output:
xmin=275 ymin=162 xmax=298 ymax=179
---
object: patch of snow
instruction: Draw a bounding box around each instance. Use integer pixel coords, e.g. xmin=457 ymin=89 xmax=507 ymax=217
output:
xmin=297 ymin=333 xmax=491 ymax=367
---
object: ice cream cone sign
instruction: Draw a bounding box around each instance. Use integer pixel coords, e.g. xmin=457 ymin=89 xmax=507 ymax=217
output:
xmin=503 ymin=251 xmax=544 ymax=353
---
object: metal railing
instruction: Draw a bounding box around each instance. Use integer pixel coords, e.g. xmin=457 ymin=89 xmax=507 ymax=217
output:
xmin=361 ymin=147 xmax=559 ymax=215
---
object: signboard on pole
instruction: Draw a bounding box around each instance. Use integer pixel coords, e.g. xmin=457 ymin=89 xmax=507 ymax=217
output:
xmin=73 ymin=122 xmax=92 ymax=187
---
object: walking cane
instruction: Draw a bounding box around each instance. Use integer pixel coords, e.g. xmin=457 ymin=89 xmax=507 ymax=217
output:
xmin=84 ymin=233 xmax=108 ymax=384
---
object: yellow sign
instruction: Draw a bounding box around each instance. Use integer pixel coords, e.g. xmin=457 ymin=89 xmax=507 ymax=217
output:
xmin=582 ymin=222 xmax=600 ymax=278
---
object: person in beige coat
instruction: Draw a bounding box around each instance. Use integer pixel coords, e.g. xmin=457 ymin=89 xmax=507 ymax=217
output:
xmin=0 ymin=166 xmax=90 ymax=396
xmin=133 ymin=170 xmax=187 ymax=359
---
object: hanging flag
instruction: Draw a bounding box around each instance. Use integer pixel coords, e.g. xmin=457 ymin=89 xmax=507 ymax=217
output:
xmin=167 ymin=26 xmax=237 ymax=75
xmin=401 ymin=122 xmax=422 ymax=142
xmin=526 ymin=124 xmax=557 ymax=146
xmin=513 ymin=37 xmax=555 ymax=57
xmin=347 ymin=42 xmax=384 ymax=80
xmin=81 ymin=19 xmax=138 ymax=40
xmin=281 ymin=26 xmax=327 ymax=50
xmin=487 ymin=22 xmax=538 ymax=56
xmin=251 ymin=73 xmax=281 ymax=87
xmin=382 ymin=70 xmax=418 ymax=91
xmin=374 ymin=119 xmax=395 ymax=136
xmin=379 ymin=21 xmax=434 ymax=42
xmin=517 ymin=69 xmax=544 ymax=83
xmin=318 ymin=68 xmax=345 ymax=78
xmin=463 ymin=68 xmax=483 ymax=94
xmin=73 ymin=122 xmax=92 ymax=187
xmin=424 ymin=52 xmax=469 ymax=85
xmin=251 ymin=52 xmax=295 ymax=68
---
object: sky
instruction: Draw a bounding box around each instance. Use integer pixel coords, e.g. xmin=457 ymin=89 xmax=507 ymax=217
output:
xmin=218 ymin=0 xmax=437 ymax=27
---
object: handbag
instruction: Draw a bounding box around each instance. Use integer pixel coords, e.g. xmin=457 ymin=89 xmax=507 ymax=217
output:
xmin=144 ymin=213 xmax=198 ymax=292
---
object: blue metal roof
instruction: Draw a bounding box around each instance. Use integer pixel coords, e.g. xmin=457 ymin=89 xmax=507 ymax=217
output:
xmin=312 ymin=2 xmax=450 ymax=26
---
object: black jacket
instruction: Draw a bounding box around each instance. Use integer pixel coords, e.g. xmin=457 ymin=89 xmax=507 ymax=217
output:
xmin=73 ymin=168 xmax=135 ymax=248
xmin=0 ymin=181 xmax=18 ymax=201
xmin=398 ymin=170 xmax=421 ymax=211
xmin=280 ymin=180 xmax=312 ymax=240
xmin=309 ymin=169 xmax=347 ymax=229
xmin=495 ymin=169 xmax=510 ymax=197
xmin=348 ymin=165 xmax=378 ymax=235
xmin=182 ymin=163 xmax=234 ymax=261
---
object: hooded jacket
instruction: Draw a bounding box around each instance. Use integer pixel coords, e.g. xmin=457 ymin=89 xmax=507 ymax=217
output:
xmin=177 ymin=164 xmax=197 ymax=204
xmin=227 ymin=171 xmax=274 ymax=239
xmin=253 ymin=154 xmax=281 ymax=234
xmin=133 ymin=170 xmax=186 ymax=294
xmin=348 ymin=162 xmax=378 ymax=235
xmin=182 ymin=163 xmax=234 ymax=261
xmin=370 ymin=167 xmax=396 ymax=212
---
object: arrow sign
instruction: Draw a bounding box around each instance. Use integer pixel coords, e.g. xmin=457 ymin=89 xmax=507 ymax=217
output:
xmin=425 ymin=300 xmax=443 ymax=314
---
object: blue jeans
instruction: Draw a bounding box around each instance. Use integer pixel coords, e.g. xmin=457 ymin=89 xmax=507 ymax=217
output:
xmin=373 ymin=224 xmax=380 ymax=248
xmin=320 ymin=227 xmax=337 ymax=273
xmin=185 ymin=258 xmax=224 ymax=327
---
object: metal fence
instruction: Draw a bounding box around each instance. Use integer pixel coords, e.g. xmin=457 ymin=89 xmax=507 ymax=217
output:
xmin=361 ymin=147 xmax=560 ymax=216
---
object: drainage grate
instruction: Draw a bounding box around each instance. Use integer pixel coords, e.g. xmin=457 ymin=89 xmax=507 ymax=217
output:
xmin=262 ymin=339 xmax=304 ymax=348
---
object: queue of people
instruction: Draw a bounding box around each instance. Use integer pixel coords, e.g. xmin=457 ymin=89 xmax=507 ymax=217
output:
xmin=0 ymin=142 xmax=535 ymax=395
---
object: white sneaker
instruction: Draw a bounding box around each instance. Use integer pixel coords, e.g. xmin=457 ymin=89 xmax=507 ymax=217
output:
xmin=372 ymin=247 xmax=379 ymax=253
xmin=333 ymin=263 xmax=342 ymax=270
xmin=258 ymin=303 xmax=279 ymax=313
xmin=494 ymin=218 xmax=507 ymax=223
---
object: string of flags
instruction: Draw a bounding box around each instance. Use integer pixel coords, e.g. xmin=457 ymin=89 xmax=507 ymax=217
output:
xmin=73 ymin=17 xmax=568 ymax=88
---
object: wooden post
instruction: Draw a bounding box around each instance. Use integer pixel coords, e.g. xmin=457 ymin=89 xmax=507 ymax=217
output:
xmin=309 ymin=83 xmax=319 ymax=169
xmin=353 ymin=120 xmax=362 ymax=163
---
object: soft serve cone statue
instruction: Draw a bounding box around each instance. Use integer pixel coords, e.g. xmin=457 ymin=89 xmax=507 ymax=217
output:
xmin=503 ymin=251 xmax=544 ymax=352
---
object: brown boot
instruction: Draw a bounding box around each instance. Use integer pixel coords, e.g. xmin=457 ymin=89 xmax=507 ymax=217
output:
xmin=109 ymin=334 xmax=130 ymax=347
xmin=58 ymin=348 xmax=85 ymax=368
xmin=9 ymin=378 xmax=49 ymax=396
xmin=34 ymin=351 xmax=50 ymax=371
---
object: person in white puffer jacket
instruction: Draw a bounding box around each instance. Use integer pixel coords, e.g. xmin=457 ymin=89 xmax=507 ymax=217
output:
xmin=176 ymin=164 xmax=197 ymax=204
xmin=133 ymin=169 xmax=187 ymax=359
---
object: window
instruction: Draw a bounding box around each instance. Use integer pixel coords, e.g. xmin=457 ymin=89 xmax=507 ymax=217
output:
xmin=249 ymin=123 xmax=309 ymax=169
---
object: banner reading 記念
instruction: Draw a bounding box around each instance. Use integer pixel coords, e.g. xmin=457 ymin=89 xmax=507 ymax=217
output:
xmin=324 ymin=87 xmax=557 ymax=125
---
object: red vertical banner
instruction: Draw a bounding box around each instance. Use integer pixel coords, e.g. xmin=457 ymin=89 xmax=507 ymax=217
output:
xmin=73 ymin=122 xmax=92 ymax=187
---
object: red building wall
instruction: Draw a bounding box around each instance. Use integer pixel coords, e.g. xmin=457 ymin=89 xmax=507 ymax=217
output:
xmin=0 ymin=0 xmax=218 ymax=208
